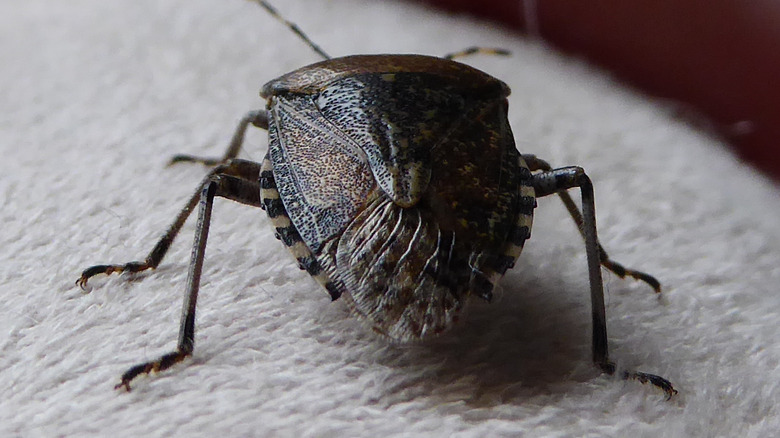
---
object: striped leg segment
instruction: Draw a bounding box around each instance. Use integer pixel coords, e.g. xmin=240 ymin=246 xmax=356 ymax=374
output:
xmin=523 ymin=154 xmax=661 ymax=292
xmin=531 ymin=165 xmax=676 ymax=398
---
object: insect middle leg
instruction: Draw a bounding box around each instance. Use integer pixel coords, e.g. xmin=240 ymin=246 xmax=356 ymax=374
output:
xmin=77 ymin=159 xmax=263 ymax=288
xmin=523 ymin=154 xmax=661 ymax=292
xmin=531 ymin=165 xmax=676 ymax=398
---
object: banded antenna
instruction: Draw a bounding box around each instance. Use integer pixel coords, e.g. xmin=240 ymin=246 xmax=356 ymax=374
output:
xmin=444 ymin=47 xmax=511 ymax=60
xmin=250 ymin=0 xmax=332 ymax=60
xmin=250 ymin=1 xmax=510 ymax=62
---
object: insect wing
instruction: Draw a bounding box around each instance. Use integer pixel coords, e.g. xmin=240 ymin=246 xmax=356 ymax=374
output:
xmin=267 ymin=94 xmax=374 ymax=255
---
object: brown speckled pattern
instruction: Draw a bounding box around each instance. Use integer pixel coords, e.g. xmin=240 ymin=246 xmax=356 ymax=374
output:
xmin=264 ymin=55 xmax=534 ymax=341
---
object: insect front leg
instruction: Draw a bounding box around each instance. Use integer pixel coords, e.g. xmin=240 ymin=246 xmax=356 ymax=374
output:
xmin=111 ymin=159 xmax=263 ymax=390
xmin=531 ymin=166 xmax=676 ymax=398
xmin=523 ymin=154 xmax=661 ymax=292
xmin=168 ymin=109 xmax=269 ymax=167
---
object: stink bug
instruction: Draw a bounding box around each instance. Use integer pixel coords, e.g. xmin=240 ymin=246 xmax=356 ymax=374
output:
xmin=77 ymin=0 xmax=676 ymax=397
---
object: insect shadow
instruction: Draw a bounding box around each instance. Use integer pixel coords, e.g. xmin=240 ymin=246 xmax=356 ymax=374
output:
xmin=310 ymin=268 xmax=601 ymax=409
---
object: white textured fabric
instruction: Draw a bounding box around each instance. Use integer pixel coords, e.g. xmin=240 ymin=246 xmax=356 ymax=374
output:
xmin=2 ymin=1 xmax=779 ymax=436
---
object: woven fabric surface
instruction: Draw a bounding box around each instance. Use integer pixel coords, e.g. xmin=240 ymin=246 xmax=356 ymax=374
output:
xmin=2 ymin=1 xmax=779 ymax=436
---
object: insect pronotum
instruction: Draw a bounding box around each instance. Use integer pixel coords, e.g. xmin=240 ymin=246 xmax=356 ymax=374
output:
xmin=77 ymin=0 xmax=676 ymax=398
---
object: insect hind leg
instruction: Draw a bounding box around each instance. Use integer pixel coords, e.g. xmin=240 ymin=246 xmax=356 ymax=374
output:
xmin=531 ymin=165 xmax=676 ymax=398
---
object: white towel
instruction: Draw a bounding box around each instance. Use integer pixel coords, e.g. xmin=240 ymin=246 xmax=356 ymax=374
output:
xmin=2 ymin=0 xmax=779 ymax=436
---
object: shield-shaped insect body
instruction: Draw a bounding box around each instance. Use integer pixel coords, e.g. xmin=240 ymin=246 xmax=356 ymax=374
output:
xmin=259 ymin=55 xmax=534 ymax=341
xmin=77 ymin=1 xmax=675 ymax=397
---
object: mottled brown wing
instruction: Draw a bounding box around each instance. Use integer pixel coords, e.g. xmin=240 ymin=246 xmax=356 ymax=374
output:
xmin=267 ymin=93 xmax=374 ymax=258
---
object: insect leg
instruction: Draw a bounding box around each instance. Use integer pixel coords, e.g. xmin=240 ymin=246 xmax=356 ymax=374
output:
xmin=77 ymin=158 xmax=262 ymax=288
xmin=168 ymin=109 xmax=269 ymax=167
xmin=531 ymin=166 xmax=676 ymax=398
xmin=523 ymin=154 xmax=660 ymax=292
xmin=77 ymin=183 xmax=201 ymax=288
xmin=114 ymin=159 xmax=262 ymax=390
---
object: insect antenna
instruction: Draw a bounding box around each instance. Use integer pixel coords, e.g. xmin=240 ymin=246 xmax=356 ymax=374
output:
xmin=249 ymin=0 xmax=331 ymax=60
xmin=444 ymin=47 xmax=510 ymax=60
